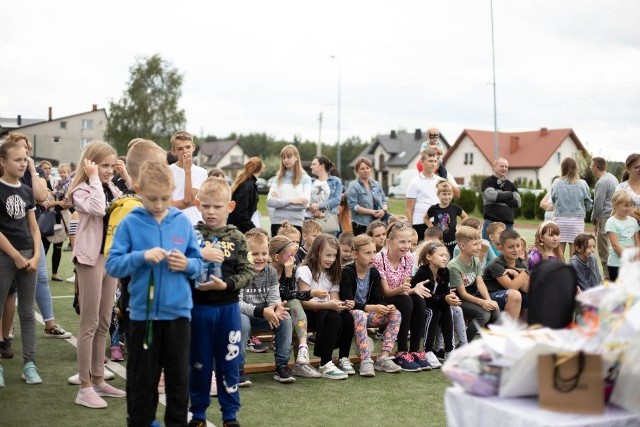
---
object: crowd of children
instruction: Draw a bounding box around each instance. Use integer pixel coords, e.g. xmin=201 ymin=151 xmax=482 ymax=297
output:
xmin=1 ymin=128 xmax=639 ymax=427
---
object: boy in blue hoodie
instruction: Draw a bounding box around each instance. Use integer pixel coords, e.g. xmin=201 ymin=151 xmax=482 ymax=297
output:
xmin=106 ymin=160 xmax=202 ymax=427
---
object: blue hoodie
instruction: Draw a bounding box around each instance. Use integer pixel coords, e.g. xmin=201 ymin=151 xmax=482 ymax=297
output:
xmin=106 ymin=207 xmax=202 ymax=321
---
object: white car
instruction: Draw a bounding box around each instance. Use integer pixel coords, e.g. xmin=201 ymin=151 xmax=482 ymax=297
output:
xmin=388 ymin=169 xmax=419 ymax=198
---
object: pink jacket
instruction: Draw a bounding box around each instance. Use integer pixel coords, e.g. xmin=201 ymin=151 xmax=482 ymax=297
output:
xmin=71 ymin=176 xmax=121 ymax=266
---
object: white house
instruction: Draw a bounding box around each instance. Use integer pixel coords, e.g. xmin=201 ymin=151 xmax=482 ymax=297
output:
xmin=442 ymin=128 xmax=587 ymax=190
xmin=196 ymin=140 xmax=247 ymax=178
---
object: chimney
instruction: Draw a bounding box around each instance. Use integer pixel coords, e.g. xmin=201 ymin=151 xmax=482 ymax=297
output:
xmin=48 ymin=106 xmax=52 ymax=121
xmin=510 ymin=136 xmax=520 ymax=154
xmin=92 ymin=104 xmax=98 ymax=111
xmin=17 ymin=115 xmax=22 ymax=126
xmin=390 ymin=130 xmax=397 ymax=139
xmin=540 ymin=127 xmax=549 ymax=136
xmin=414 ymin=128 xmax=422 ymax=141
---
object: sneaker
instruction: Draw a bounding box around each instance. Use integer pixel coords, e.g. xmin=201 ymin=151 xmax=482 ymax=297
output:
xmin=318 ymin=361 xmax=348 ymax=380
xmin=374 ymin=356 xmax=402 ymax=373
xmin=157 ymin=372 xmax=165 ymax=394
xmin=110 ymin=345 xmax=124 ymax=362
xmin=434 ymin=348 xmax=446 ymax=362
xmin=296 ymin=345 xmax=310 ymax=365
xmin=308 ymin=333 xmax=316 ymax=345
xmin=292 ymin=363 xmax=321 ymax=378
xmin=239 ymin=372 xmax=252 ymax=387
xmin=44 ymin=325 xmax=72 ymax=339
xmin=425 ymin=351 xmax=442 ymax=369
xmin=273 ymin=365 xmax=296 ymax=383
xmin=223 ymin=421 xmax=240 ymax=427
xmin=0 ymin=339 xmax=14 ymax=358
xmin=8 ymin=326 xmax=14 ymax=340
xmin=104 ymin=369 xmax=115 ymax=380
xmin=394 ymin=352 xmax=421 ymax=372
xmin=66 ymin=275 xmax=76 ymax=282
xmin=76 ymin=386 xmax=108 ymax=409
xmin=22 ymin=362 xmax=43 ymax=384
xmin=411 ymin=351 xmax=432 ymax=371
xmin=338 ymin=357 xmax=356 ymax=375
xmin=93 ymin=381 xmax=126 ymax=397
xmin=68 ymin=368 xmax=115 ymax=385
xmin=246 ymin=336 xmax=268 ymax=353
xmin=358 ymin=358 xmax=375 ymax=377
xmin=0 ymin=365 xmax=4 ymax=387
xmin=188 ymin=419 xmax=207 ymax=427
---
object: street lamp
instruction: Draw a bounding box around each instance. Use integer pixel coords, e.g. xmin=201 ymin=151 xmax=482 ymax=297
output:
xmin=490 ymin=0 xmax=499 ymax=161
xmin=317 ymin=112 xmax=323 ymax=156
xmin=330 ymin=55 xmax=341 ymax=173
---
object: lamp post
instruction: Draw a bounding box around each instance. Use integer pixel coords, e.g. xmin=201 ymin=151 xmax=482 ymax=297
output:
xmin=317 ymin=112 xmax=323 ymax=156
xmin=490 ymin=0 xmax=499 ymax=161
xmin=330 ymin=55 xmax=341 ymax=173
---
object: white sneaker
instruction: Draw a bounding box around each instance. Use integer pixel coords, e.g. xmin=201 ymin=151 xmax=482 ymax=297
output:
xmin=66 ymin=275 xmax=76 ymax=283
xmin=296 ymin=346 xmax=310 ymax=365
xmin=338 ymin=357 xmax=356 ymax=375
xmin=68 ymin=369 xmax=115 ymax=385
xmin=358 ymin=358 xmax=375 ymax=377
xmin=292 ymin=363 xmax=321 ymax=378
xmin=425 ymin=351 xmax=442 ymax=369
xmin=318 ymin=361 xmax=348 ymax=380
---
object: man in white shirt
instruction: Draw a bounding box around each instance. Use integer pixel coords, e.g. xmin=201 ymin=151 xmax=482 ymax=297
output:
xmin=406 ymin=149 xmax=442 ymax=241
xmin=169 ymin=131 xmax=209 ymax=225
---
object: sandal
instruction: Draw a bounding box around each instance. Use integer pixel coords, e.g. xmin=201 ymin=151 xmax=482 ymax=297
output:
xmin=51 ymin=276 xmax=63 ymax=282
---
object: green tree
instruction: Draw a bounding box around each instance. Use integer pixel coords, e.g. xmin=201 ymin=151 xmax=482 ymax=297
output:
xmin=106 ymin=54 xmax=186 ymax=153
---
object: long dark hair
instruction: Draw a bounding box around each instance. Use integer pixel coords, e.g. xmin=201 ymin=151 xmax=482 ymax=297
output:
xmin=300 ymin=234 xmax=341 ymax=285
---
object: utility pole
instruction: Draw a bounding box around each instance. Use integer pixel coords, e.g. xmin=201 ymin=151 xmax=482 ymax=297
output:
xmin=317 ymin=112 xmax=323 ymax=156
xmin=490 ymin=0 xmax=499 ymax=161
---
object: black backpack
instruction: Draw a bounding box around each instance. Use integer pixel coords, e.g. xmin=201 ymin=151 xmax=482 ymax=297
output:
xmin=527 ymin=260 xmax=577 ymax=329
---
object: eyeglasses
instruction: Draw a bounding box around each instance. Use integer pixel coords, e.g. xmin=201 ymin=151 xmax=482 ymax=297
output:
xmin=428 ymin=134 xmax=440 ymax=139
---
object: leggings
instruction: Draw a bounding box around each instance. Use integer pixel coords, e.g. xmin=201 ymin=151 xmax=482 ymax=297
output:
xmin=42 ymin=239 xmax=63 ymax=275
xmin=305 ymin=309 xmax=354 ymax=365
xmin=351 ymin=309 xmax=401 ymax=361
xmin=286 ymin=299 xmax=308 ymax=344
xmin=424 ymin=307 xmax=454 ymax=353
xmin=385 ymin=293 xmax=426 ymax=353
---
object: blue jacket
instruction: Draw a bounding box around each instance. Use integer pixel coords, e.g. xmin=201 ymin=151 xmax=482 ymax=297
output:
xmin=347 ymin=178 xmax=387 ymax=226
xmin=311 ymin=175 xmax=343 ymax=215
xmin=550 ymin=178 xmax=593 ymax=218
xmin=106 ymin=207 xmax=202 ymax=321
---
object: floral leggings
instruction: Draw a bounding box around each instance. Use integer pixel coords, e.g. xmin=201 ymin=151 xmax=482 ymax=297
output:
xmin=287 ymin=299 xmax=308 ymax=342
xmin=351 ymin=309 xmax=401 ymax=361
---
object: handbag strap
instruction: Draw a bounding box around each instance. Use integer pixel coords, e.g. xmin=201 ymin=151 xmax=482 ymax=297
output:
xmin=553 ymin=352 xmax=585 ymax=393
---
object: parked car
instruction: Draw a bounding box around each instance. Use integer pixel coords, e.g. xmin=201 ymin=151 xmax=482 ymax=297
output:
xmin=388 ymin=169 xmax=419 ymax=198
xmin=256 ymin=177 xmax=269 ymax=194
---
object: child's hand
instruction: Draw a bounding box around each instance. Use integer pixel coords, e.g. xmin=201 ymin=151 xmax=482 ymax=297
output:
xmin=283 ymin=255 xmax=295 ymax=275
xmin=412 ymin=281 xmax=432 ymax=299
xmin=480 ymin=299 xmax=499 ymax=311
xmin=373 ymin=304 xmax=392 ymax=315
xmin=263 ymin=306 xmax=280 ymax=329
xmin=182 ymin=152 xmax=193 ymax=170
xmin=83 ymin=159 xmax=98 ymax=178
xmin=311 ymin=289 xmax=329 ymax=299
xmin=274 ymin=302 xmax=290 ymax=320
xmin=166 ymin=249 xmax=187 ymax=272
xmin=399 ymin=276 xmax=412 ymax=295
xmin=201 ymin=243 xmax=224 ymax=263
xmin=144 ymin=247 xmax=169 ymax=264
xmin=503 ymin=269 xmax=518 ymax=278
xmin=114 ymin=159 xmax=130 ymax=181
xmin=343 ymin=300 xmax=355 ymax=310
xmin=197 ymin=275 xmax=227 ymax=291
xmin=326 ymin=299 xmax=346 ymax=312
xmin=445 ymin=292 xmax=461 ymax=306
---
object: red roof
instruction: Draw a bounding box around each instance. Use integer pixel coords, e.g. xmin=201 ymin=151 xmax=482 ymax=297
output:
xmin=443 ymin=128 xmax=586 ymax=169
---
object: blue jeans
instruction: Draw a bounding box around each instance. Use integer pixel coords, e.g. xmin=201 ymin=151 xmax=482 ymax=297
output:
xmin=482 ymin=220 xmax=514 ymax=241
xmin=240 ymin=313 xmax=292 ymax=367
xmin=35 ymin=240 xmax=54 ymax=322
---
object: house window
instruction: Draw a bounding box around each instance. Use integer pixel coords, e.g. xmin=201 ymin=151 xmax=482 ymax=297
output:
xmin=81 ymin=119 xmax=93 ymax=129
xmin=53 ymin=136 xmax=60 ymax=144
xmin=464 ymin=152 xmax=474 ymax=165
xmin=60 ymin=121 xmax=67 ymax=129
xmin=81 ymin=137 xmax=92 ymax=148
xmin=556 ymin=152 xmax=561 ymax=163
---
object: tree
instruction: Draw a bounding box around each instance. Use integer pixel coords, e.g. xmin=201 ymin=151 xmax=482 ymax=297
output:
xmin=106 ymin=54 xmax=186 ymax=154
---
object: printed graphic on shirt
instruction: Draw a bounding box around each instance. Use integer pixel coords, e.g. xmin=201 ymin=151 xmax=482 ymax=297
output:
xmin=435 ymin=212 xmax=451 ymax=233
xmin=6 ymin=195 xmax=27 ymax=219
xmin=459 ymin=271 xmax=477 ymax=289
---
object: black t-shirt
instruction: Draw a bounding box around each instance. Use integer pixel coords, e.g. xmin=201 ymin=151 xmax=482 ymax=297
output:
xmin=100 ymin=184 xmax=115 ymax=254
xmin=427 ymin=203 xmax=463 ymax=244
xmin=19 ymin=166 xmax=45 ymax=219
xmin=482 ymin=254 xmax=529 ymax=293
xmin=0 ymin=179 xmax=36 ymax=250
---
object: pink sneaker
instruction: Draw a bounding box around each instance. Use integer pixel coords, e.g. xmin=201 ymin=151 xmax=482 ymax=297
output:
xmin=111 ymin=346 xmax=124 ymax=362
xmin=93 ymin=381 xmax=126 ymax=398
xmin=76 ymin=387 xmax=108 ymax=408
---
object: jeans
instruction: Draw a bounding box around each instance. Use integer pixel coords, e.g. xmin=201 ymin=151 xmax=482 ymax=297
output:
xmin=35 ymin=240 xmax=54 ymax=322
xmin=240 ymin=314 xmax=292 ymax=367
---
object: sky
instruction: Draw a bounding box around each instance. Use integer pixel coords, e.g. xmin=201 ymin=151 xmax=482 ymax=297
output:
xmin=1 ymin=1 xmax=639 ymax=161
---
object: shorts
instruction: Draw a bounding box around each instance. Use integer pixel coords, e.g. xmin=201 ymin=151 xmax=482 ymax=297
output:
xmin=489 ymin=289 xmax=528 ymax=310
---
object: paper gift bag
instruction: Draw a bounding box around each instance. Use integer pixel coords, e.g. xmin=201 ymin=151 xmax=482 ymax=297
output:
xmin=538 ymin=352 xmax=604 ymax=414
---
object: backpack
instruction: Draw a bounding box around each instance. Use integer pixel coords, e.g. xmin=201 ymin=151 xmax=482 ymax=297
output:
xmin=527 ymin=260 xmax=577 ymax=329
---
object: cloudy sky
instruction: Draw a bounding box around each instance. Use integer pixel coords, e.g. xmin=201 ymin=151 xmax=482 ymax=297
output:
xmin=1 ymin=1 xmax=639 ymax=161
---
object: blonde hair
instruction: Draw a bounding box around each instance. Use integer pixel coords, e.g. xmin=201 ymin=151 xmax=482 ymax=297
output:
xmin=170 ymin=130 xmax=193 ymax=149
xmin=302 ymin=219 xmax=322 ymax=235
xmin=245 ymin=228 xmax=269 ymax=247
xmin=611 ymin=190 xmax=634 ymax=215
xmin=138 ymin=160 xmax=174 ymax=190
xmin=4 ymin=132 xmax=32 ymax=153
xmin=387 ymin=215 xmax=408 ymax=226
xmin=276 ymin=145 xmax=305 ymax=186
xmin=269 ymin=235 xmax=294 ymax=259
xmin=455 ymin=225 xmax=481 ymax=245
xmin=352 ymin=234 xmax=375 ymax=252
xmin=38 ymin=160 xmax=52 ymax=169
xmin=198 ymin=176 xmax=231 ymax=201
xmin=420 ymin=148 xmax=438 ymax=161
xmin=277 ymin=221 xmax=301 ymax=239
xmin=67 ymin=140 xmax=117 ymax=198
xmin=58 ymin=163 xmax=71 ymax=174
xmin=231 ymin=157 xmax=263 ymax=194
xmin=126 ymin=139 xmax=166 ymax=184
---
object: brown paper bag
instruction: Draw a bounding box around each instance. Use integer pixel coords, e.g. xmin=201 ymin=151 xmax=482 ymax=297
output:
xmin=538 ymin=352 xmax=604 ymax=414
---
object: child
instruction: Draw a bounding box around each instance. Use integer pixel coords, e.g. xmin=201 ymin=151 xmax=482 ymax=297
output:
xmin=426 ymin=180 xmax=468 ymax=258
xmin=447 ymin=226 xmax=500 ymax=342
xmin=570 ymin=234 xmax=602 ymax=290
xmin=452 ymin=216 xmax=496 ymax=270
xmin=67 ymin=140 xmax=126 ymax=408
xmin=189 ymin=177 xmax=255 ymax=427
xmin=413 ymin=241 xmax=462 ymax=368
xmin=296 ymin=234 xmax=354 ymax=379
xmin=605 ymin=190 xmax=640 ymax=281
xmin=296 ymin=219 xmax=322 ymax=265
xmin=366 ymin=220 xmax=387 ymax=253
xmin=267 ymin=144 xmax=312 ymax=237
xmin=170 ymin=131 xmax=209 ymax=226
xmin=482 ymin=229 xmax=529 ymax=320
xmin=106 ymin=161 xmax=202 ymax=425
xmin=240 ymin=230 xmax=295 ymax=383
xmin=518 ymin=237 xmax=528 ymax=262
xmin=0 ymin=138 xmax=42 ymax=387
xmin=49 ymin=163 xmax=72 ymax=281
xmin=486 ymin=221 xmax=506 ymax=256
xmin=416 ymin=127 xmax=448 ymax=179
xmin=527 ymin=220 xmax=563 ymax=271
xmin=269 ymin=235 xmax=323 ymax=378
xmin=340 ymin=235 xmax=402 ymax=376
xmin=373 ymin=221 xmax=429 ymax=371
xmin=277 ymin=221 xmax=301 ymax=252
xmin=338 ymin=232 xmax=355 ymax=266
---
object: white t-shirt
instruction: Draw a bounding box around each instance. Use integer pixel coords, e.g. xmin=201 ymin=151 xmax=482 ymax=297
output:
xmin=295 ymin=265 xmax=338 ymax=303
xmin=306 ymin=179 xmax=330 ymax=218
xmin=406 ymin=172 xmax=440 ymax=225
xmin=170 ymin=163 xmax=208 ymax=225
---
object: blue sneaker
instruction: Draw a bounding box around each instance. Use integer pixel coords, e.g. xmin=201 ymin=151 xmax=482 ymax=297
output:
xmin=411 ymin=351 xmax=433 ymax=371
xmin=22 ymin=362 xmax=43 ymax=384
xmin=394 ymin=352 xmax=421 ymax=372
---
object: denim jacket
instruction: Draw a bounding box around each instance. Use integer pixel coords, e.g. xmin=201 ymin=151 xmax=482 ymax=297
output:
xmin=346 ymin=178 xmax=387 ymax=226
xmin=310 ymin=175 xmax=343 ymax=215
xmin=550 ymin=178 xmax=593 ymax=218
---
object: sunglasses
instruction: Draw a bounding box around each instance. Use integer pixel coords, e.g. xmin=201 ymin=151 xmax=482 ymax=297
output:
xmin=428 ymin=134 xmax=440 ymax=139
xmin=388 ymin=221 xmax=412 ymax=231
